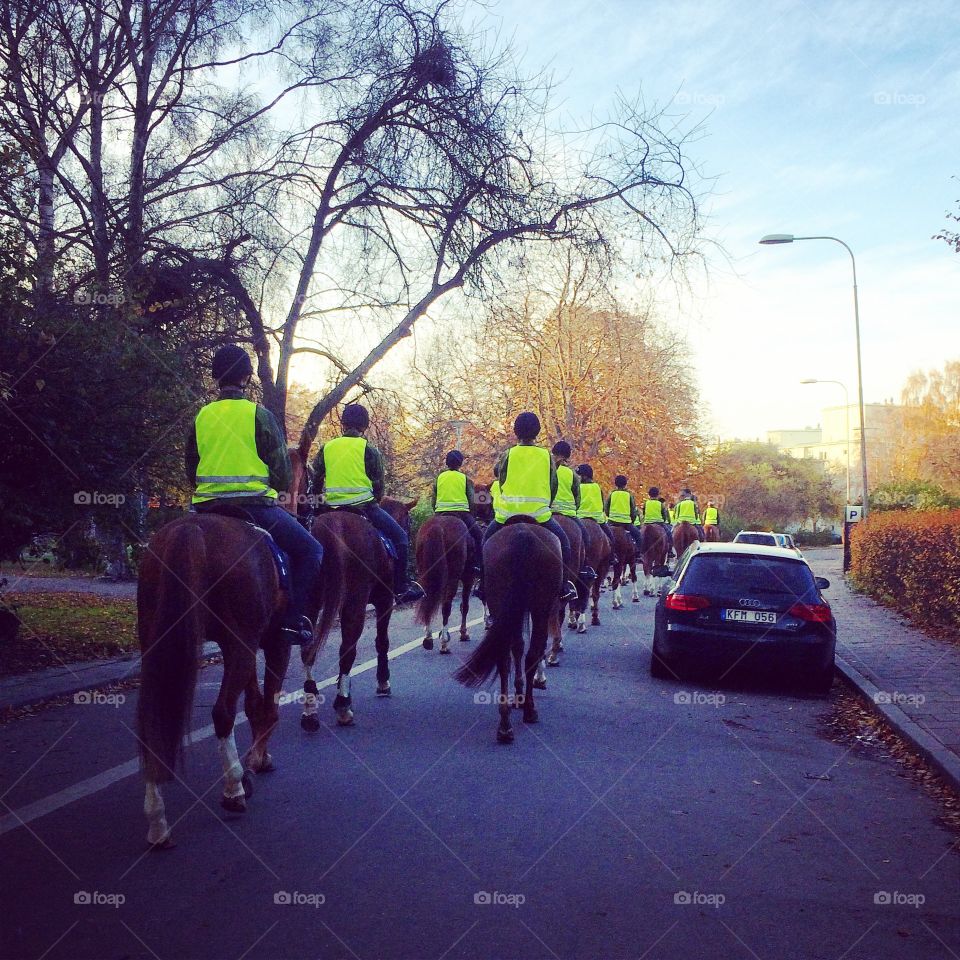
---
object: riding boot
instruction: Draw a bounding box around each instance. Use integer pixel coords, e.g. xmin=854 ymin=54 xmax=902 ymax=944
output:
xmin=560 ymin=580 xmax=578 ymax=601
xmin=392 ymin=541 xmax=424 ymax=604
xmin=280 ymin=614 xmax=315 ymax=646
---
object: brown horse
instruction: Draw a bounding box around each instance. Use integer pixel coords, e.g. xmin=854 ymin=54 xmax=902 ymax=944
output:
xmin=704 ymin=525 xmax=721 ymax=543
xmin=542 ymin=514 xmax=585 ymax=669
xmin=454 ymin=518 xmax=562 ymax=743
xmin=640 ymin=523 xmax=669 ymax=596
xmin=136 ymin=514 xmax=294 ymax=848
xmin=415 ymin=514 xmax=475 ymax=654
xmin=673 ymin=520 xmax=701 ymax=558
xmin=577 ymin=519 xmax=612 ymax=630
xmin=609 ymin=525 xmax=639 ymax=608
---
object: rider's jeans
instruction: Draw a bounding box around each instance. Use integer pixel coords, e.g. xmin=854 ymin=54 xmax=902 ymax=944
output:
xmin=243 ymin=504 xmax=324 ymax=626
xmin=359 ymin=502 xmax=410 ymax=590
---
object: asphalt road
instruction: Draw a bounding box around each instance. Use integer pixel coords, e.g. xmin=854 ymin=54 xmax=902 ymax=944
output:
xmin=1 ymin=586 xmax=958 ymax=960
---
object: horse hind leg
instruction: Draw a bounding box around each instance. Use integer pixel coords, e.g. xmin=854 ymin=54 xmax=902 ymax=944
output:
xmin=612 ymin=568 xmax=623 ymax=609
xmin=300 ymin=640 xmax=322 ymax=732
xmin=144 ymin=782 xmax=173 ymax=849
xmin=374 ymin=595 xmax=392 ymax=695
xmin=459 ymin=576 xmax=472 ymax=642
xmin=213 ymin=650 xmax=254 ymax=812
xmin=439 ymin=597 xmax=453 ymax=654
xmin=497 ymin=657 xmax=514 ymax=744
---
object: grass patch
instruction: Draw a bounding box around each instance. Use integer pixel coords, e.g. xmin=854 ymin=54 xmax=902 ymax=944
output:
xmin=0 ymin=592 xmax=137 ymax=677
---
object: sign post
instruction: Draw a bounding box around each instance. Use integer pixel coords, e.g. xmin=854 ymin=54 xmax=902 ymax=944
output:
xmin=843 ymin=505 xmax=863 ymax=572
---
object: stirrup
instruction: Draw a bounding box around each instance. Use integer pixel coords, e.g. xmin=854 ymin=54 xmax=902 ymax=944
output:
xmin=280 ymin=615 xmax=314 ymax=646
xmin=560 ymin=580 xmax=577 ymax=601
xmin=395 ymin=581 xmax=425 ymax=604
xmin=580 ymin=565 xmax=597 ymax=581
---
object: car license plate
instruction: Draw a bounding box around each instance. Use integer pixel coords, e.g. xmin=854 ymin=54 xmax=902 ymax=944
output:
xmin=722 ymin=609 xmax=777 ymax=624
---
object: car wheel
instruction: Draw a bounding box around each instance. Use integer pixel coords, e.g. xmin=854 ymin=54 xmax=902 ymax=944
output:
xmin=806 ymin=661 xmax=834 ymax=697
xmin=649 ymin=635 xmax=676 ymax=679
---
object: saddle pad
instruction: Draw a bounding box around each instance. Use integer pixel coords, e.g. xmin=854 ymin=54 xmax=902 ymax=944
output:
xmin=249 ymin=525 xmax=292 ymax=594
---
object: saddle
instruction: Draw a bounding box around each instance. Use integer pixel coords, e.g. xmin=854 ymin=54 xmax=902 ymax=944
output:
xmin=191 ymin=504 xmax=292 ymax=593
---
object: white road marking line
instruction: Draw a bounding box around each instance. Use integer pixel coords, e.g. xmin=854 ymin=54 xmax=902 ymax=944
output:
xmin=0 ymin=616 xmax=485 ymax=837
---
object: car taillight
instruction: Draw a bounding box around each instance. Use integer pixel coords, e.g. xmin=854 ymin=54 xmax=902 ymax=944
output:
xmin=787 ymin=602 xmax=832 ymax=623
xmin=665 ymin=594 xmax=711 ymax=612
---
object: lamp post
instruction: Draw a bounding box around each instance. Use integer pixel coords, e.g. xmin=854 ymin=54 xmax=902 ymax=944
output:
xmin=760 ymin=234 xmax=869 ymax=515
xmin=800 ymin=378 xmax=851 ymax=506
xmin=449 ymin=419 xmax=468 ymax=447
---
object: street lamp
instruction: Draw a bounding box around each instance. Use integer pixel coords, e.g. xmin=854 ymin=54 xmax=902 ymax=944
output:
xmin=800 ymin=378 xmax=851 ymax=506
xmin=449 ymin=419 xmax=468 ymax=447
xmin=759 ymin=234 xmax=869 ymax=514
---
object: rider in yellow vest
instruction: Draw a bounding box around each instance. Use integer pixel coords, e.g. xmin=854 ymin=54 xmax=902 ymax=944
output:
xmin=675 ymin=488 xmax=704 ymax=539
xmin=703 ymin=500 xmax=720 ymax=531
xmin=604 ymin=475 xmax=645 ymax=553
xmin=431 ymin=450 xmax=483 ymax=570
xmin=482 ymin=412 xmax=577 ymax=600
xmin=550 ymin=441 xmax=597 ymax=581
xmin=641 ymin=485 xmax=673 ymax=549
xmin=186 ymin=345 xmax=323 ymax=645
xmin=311 ymin=403 xmax=424 ymax=604
xmin=574 ymin=463 xmax=617 ymax=549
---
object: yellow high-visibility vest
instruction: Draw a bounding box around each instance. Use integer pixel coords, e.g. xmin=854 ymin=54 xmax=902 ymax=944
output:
xmin=704 ymin=506 xmax=719 ymax=525
xmin=608 ymin=489 xmax=633 ymax=523
xmin=435 ymin=470 xmax=469 ymax=512
xmin=551 ymin=464 xmax=577 ymax=517
xmin=490 ymin=480 xmax=502 ymax=512
xmin=675 ymin=499 xmax=699 ymax=523
xmin=668 ymin=508 xmax=676 ymax=523
xmin=193 ymin=399 xmax=277 ymax=503
xmin=496 ymin=445 xmax=552 ymax=523
xmin=643 ymin=499 xmax=666 ymax=523
xmin=577 ymin=482 xmax=606 ymax=522
xmin=321 ymin=436 xmax=374 ymax=506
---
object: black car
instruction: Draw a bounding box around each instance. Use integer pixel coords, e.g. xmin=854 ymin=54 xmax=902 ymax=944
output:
xmin=650 ymin=542 xmax=836 ymax=695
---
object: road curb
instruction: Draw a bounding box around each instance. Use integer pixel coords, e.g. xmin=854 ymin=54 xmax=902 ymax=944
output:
xmin=834 ymin=652 xmax=960 ymax=792
xmin=0 ymin=642 xmax=221 ymax=713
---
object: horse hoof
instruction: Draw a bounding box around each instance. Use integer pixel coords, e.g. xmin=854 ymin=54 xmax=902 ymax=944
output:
xmin=241 ymin=771 xmax=254 ymax=798
xmin=422 ymin=637 xmax=434 ymax=650
xmin=300 ymin=713 xmax=320 ymax=732
xmin=497 ymin=728 xmax=515 ymax=744
xmin=258 ymin=754 xmax=275 ymax=773
xmin=336 ymin=709 xmax=355 ymax=726
xmin=377 ymin=682 xmax=391 ymax=696
xmin=460 ymin=634 xmax=470 ymax=642
xmin=591 ymin=617 xmax=601 ymax=626
xmin=577 ymin=625 xmax=587 ymax=634
xmin=632 ymin=597 xmax=640 ymax=603
xmin=547 ymin=657 xmax=559 ymax=667
xmin=221 ymin=794 xmax=247 ymax=814
xmin=523 ymin=709 xmax=539 ymax=724
xmin=149 ymin=836 xmax=176 ymax=852
xmin=533 ymin=678 xmax=546 ymax=690
xmin=439 ymin=645 xmax=451 ymax=655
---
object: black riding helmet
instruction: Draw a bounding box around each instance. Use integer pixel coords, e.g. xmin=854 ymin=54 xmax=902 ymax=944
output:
xmin=446 ymin=450 xmax=464 ymax=469
xmin=615 ymin=475 xmax=628 ymax=488
xmin=552 ymin=440 xmax=571 ymax=458
xmin=342 ymin=403 xmax=370 ymax=430
xmin=576 ymin=463 xmax=593 ymax=481
xmin=513 ymin=411 xmax=541 ymax=440
xmin=648 ymin=486 xmax=660 ymax=497
xmin=212 ymin=345 xmax=253 ymax=385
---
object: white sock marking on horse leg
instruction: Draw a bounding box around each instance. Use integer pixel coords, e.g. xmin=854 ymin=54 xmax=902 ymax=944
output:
xmin=338 ymin=674 xmax=351 ymax=700
xmin=218 ymin=732 xmax=244 ymax=799
xmin=144 ymin=782 xmax=170 ymax=846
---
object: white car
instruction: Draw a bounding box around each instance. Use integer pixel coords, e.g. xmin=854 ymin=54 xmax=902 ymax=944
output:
xmin=733 ymin=531 xmax=779 ymax=547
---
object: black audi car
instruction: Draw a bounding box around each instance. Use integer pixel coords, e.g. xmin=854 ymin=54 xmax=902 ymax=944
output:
xmin=650 ymin=542 xmax=836 ymax=694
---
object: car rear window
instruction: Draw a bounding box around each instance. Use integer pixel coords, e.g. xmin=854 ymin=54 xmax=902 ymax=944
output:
xmin=680 ymin=553 xmax=816 ymax=599
xmin=735 ymin=533 xmax=777 ymax=545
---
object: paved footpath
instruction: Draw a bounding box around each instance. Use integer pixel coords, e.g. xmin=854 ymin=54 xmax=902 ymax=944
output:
xmin=805 ymin=547 xmax=960 ymax=785
xmin=2 ymin=573 xmax=136 ymax=599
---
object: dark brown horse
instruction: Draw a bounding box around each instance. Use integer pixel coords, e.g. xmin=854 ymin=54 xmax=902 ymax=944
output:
xmin=609 ymin=525 xmax=639 ymax=608
xmin=454 ymin=518 xmax=562 ymax=743
xmin=640 ymin=523 xmax=669 ymax=596
xmin=136 ymin=514 xmax=293 ymax=848
xmin=415 ymin=514 xmax=475 ymax=653
xmin=578 ymin=519 xmax=612 ymax=630
xmin=673 ymin=520 xmax=701 ymax=559
xmin=542 ymin=514 xmax=585 ymax=671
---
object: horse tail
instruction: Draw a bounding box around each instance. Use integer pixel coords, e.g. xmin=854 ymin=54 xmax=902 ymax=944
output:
xmin=137 ymin=521 xmax=205 ymax=784
xmin=314 ymin=525 xmax=344 ymax=650
xmin=454 ymin=532 xmax=527 ymax=688
xmin=415 ymin=520 xmax=448 ymax=627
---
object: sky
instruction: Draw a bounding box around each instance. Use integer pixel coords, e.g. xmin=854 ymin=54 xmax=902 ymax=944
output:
xmin=461 ymin=0 xmax=960 ymax=440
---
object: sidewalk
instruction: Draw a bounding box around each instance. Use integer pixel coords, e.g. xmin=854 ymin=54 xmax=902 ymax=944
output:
xmin=805 ymin=546 xmax=960 ymax=788
xmin=3 ymin=574 xmax=136 ymax=598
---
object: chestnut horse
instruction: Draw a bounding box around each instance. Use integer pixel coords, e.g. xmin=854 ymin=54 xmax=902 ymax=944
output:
xmin=454 ymin=518 xmax=562 ymax=743
xmin=609 ymin=525 xmax=639 ymax=608
xmin=704 ymin=525 xmax=721 ymax=543
xmin=640 ymin=523 xmax=669 ymax=596
xmin=577 ymin=519 xmax=612 ymax=631
xmin=673 ymin=520 xmax=701 ymax=559
xmin=415 ymin=514 xmax=475 ymax=654
xmin=543 ymin=514 xmax=585 ymax=669
xmin=137 ymin=514 xmax=297 ymax=848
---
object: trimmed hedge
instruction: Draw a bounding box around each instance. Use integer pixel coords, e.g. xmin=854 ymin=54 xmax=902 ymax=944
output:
xmin=850 ymin=509 xmax=960 ymax=634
